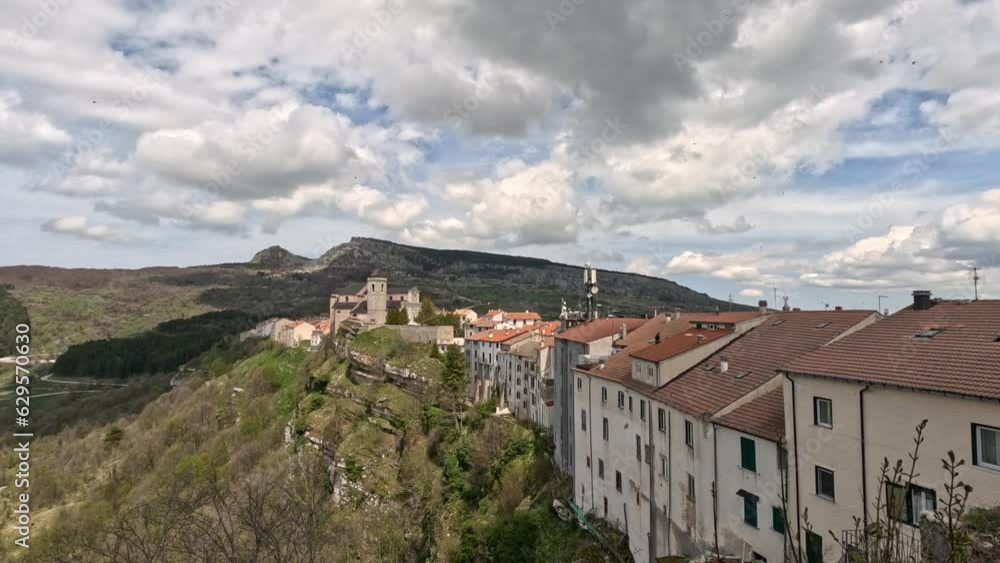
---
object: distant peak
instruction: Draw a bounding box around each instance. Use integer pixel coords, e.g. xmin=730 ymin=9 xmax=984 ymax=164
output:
xmin=249 ymin=245 xmax=309 ymax=268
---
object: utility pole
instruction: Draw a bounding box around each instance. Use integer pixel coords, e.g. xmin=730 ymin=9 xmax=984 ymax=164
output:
xmin=973 ymin=267 xmax=980 ymax=300
xmin=772 ymin=287 xmax=778 ymax=310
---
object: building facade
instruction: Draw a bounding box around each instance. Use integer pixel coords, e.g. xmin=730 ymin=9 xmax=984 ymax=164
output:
xmin=328 ymin=273 xmax=420 ymax=334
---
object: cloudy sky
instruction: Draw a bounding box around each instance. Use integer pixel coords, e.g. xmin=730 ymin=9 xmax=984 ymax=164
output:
xmin=1 ymin=0 xmax=998 ymax=311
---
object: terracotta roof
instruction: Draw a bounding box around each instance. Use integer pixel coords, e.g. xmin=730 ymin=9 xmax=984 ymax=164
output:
xmin=471 ymin=319 xmax=497 ymax=328
xmin=573 ymin=316 xmax=699 ymax=395
xmin=784 ymin=300 xmax=1000 ymax=400
xmin=507 ymin=311 xmax=543 ymax=321
xmin=484 ymin=309 xmax=504 ymax=318
xmin=557 ymin=318 xmax=647 ymax=344
xmin=629 ymin=328 xmax=732 ymax=362
xmin=683 ymin=311 xmax=769 ymax=324
xmin=453 ymin=308 xmax=474 ymax=315
xmin=536 ymin=321 xmax=561 ymax=335
xmin=715 ymin=387 xmax=785 ymax=441
xmin=467 ymin=326 xmax=531 ymax=343
xmin=654 ymin=310 xmax=877 ymax=417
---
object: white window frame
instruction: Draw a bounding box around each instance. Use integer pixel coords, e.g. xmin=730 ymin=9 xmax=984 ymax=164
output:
xmin=814 ymin=397 xmax=833 ymax=428
xmin=974 ymin=423 xmax=1000 ymax=471
xmin=816 ymin=465 xmax=836 ymax=501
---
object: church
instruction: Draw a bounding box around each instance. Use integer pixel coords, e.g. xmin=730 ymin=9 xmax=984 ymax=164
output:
xmin=328 ymin=272 xmax=421 ymax=334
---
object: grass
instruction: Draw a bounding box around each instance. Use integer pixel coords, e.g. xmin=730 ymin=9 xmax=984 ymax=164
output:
xmin=11 ymin=281 xmax=213 ymax=356
xmin=235 ymin=346 xmax=308 ymax=416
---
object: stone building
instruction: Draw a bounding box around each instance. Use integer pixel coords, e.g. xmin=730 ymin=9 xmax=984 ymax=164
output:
xmin=328 ymin=272 xmax=421 ymax=334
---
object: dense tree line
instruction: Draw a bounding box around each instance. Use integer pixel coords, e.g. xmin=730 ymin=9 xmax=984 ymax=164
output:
xmin=0 ymin=286 xmax=30 ymax=356
xmin=52 ymin=310 xmax=257 ymax=379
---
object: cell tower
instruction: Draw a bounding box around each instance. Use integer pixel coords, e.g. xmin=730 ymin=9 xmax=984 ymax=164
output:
xmin=584 ymin=262 xmax=599 ymax=320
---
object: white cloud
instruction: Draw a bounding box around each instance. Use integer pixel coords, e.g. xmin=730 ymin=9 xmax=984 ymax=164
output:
xmin=41 ymin=216 xmax=130 ymax=243
xmin=0 ymin=90 xmax=71 ymax=164
xmin=738 ymin=288 xmax=764 ymax=298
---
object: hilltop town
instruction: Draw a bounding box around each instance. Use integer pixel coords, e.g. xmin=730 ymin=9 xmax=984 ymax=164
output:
xmin=229 ymin=266 xmax=1000 ymax=563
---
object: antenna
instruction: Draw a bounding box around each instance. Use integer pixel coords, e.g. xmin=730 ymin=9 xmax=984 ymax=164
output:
xmin=973 ymin=267 xmax=980 ymax=300
xmin=772 ymin=287 xmax=778 ymax=310
xmin=878 ymin=295 xmax=889 ymax=317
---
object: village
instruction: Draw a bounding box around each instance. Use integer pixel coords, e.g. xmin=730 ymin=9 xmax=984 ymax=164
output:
xmin=237 ymin=268 xmax=1000 ymax=563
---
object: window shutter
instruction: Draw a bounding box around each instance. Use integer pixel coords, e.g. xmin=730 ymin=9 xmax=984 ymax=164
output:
xmin=741 ymin=437 xmax=757 ymax=472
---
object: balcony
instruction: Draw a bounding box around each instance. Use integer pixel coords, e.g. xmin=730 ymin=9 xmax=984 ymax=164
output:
xmin=840 ymin=527 xmax=920 ymax=563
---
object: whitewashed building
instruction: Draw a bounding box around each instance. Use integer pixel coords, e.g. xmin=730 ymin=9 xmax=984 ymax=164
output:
xmin=781 ymin=295 xmax=1000 ymax=563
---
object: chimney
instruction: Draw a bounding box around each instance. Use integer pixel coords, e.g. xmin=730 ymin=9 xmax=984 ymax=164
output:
xmin=620 ymin=323 xmax=628 ymax=340
xmin=834 ymin=306 xmax=843 ymax=311
xmin=697 ymin=334 xmax=705 ymax=344
xmin=912 ymin=290 xmax=933 ymax=311
xmin=655 ymin=332 xmax=661 ymax=344
xmin=758 ymin=300 xmax=768 ymax=314
xmin=714 ymin=306 xmax=720 ymax=315
xmin=720 ymin=356 xmax=729 ymax=374
xmin=673 ymin=308 xmax=681 ymax=320
xmin=793 ymin=307 xmax=801 ymax=312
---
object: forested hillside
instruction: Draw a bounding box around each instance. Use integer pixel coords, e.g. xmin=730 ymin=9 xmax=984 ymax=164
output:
xmin=3 ymin=328 xmax=630 ymax=562
xmin=52 ymin=310 xmax=258 ymax=379
xmin=0 ymin=286 xmax=29 ymax=356
xmin=0 ymin=237 xmax=745 ymax=356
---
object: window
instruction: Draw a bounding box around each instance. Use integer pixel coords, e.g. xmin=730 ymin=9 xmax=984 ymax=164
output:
xmin=636 ymin=434 xmax=642 ymax=460
xmin=816 ymin=466 xmax=835 ymax=500
xmin=615 ymin=471 xmax=622 ymax=492
xmin=659 ymin=454 xmax=668 ymax=477
xmin=586 ymin=456 xmax=590 ymax=468
xmin=598 ymin=459 xmax=605 ymax=479
xmin=601 ymin=386 xmax=608 ymax=403
xmin=915 ymin=328 xmax=945 ymax=338
xmin=687 ymin=474 xmax=696 ymax=501
xmin=887 ymin=483 xmax=938 ymax=526
xmin=603 ymin=496 xmax=608 ymax=516
xmin=772 ymin=506 xmax=785 ymax=534
xmin=685 ymin=420 xmax=695 ymax=448
xmin=640 ymin=400 xmax=646 ymax=421
xmin=658 ymin=408 xmax=667 ymax=432
xmin=628 ymin=396 xmax=633 ymax=412
xmin=577 ymin=377 xmax=582 ymax=391
xmin=740 ymin=492 xmax=759 ymax=527
xmin=741 ymin=437 xmax=757 ymax=472
xmin=814 ymin=397 xmax=833 ymax=428
xmin=973 ymin=423 xmax=1000 ymax=470
xmin=617 ymin=391 xmax=625 ymax=408
xmin=806 ymin=531 xmax=823 ymax=563
xmin=581 ymin=409 xmax=587 ymax=431
xmin=602 ymin=417 xmax=609 ymax=441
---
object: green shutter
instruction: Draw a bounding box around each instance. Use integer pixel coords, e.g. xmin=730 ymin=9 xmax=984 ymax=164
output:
xmin=743 ymin=496 xmax=758 ymax=527
xmin=741 ymin=437 xmax=757 ymax=472
xmin=772 ymin=506 xmax=785 ymax=534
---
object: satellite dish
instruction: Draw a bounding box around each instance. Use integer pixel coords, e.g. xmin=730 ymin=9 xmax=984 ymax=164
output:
xmin=590 ymin=286 xmax=599 ymax=295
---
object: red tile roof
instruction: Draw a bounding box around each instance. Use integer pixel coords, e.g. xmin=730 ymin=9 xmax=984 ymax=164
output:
xmin=471 ymin=319 xmax=497 ymax=328
xmin=653 ymin=310 xmax=877 ymax=417
xmin=715 ymin=387 xmax=785 ymax=441
xmin=783 ymin=300 xmax=1000 ymax=400
xmin=507 ymin=311 xmax=543 ymax=321
xmin=466 ymin=320 xmax=561 ymax=343
xmin=574 ymin=316 xmax=708 ymax=394
xmin=484 ymin=309 xmax=504 ymax=318
xmin=683 ymin=311 xmax=769 ymax=324
xmin=629 ymin=328 xmax=732 ymax=362
xmin=557 ymin=318 xmax=647 ymax=344
xmin=467 ymin=327 xmax=530 ymax=343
